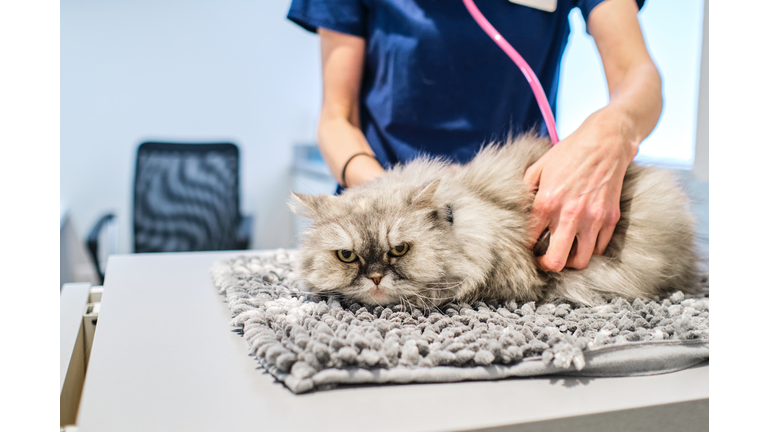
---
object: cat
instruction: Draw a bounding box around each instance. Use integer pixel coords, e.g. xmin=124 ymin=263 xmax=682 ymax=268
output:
xmin=289 ymin=133 xmax=699 ymax=308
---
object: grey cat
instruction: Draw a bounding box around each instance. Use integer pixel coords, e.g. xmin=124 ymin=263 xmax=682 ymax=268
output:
xmin=290 ymin=134 xmax=699 ymax=308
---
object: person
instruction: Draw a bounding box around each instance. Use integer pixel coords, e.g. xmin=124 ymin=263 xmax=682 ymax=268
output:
xmin=287 ymin=0 xmax=661 ymax=273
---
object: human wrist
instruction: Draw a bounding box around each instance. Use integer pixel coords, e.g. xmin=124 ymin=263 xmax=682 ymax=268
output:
xmin=591 ymin=108 xmax=640 ymax=162
xmin=341 ymin=153 xmax=383 ymax=188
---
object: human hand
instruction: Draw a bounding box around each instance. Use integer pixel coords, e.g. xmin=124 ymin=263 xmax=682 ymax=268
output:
xmin=523 ymin=110 xmax=639 ymax=271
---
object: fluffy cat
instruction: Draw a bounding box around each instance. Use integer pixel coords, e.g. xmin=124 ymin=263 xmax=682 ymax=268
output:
xmin=290 ymin=134 xmax=699 ymax=308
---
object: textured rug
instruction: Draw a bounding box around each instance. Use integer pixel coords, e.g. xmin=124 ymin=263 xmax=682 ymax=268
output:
xmin=212 ymin=250 xmax=709 ymax=394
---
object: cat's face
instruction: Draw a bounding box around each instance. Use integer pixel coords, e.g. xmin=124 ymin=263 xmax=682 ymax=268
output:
xmin=290 ymin=180 xmax=463 ymax=308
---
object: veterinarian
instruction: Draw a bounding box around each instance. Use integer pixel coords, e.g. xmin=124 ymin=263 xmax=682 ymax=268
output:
xmin=287 ymin=0 xmax=661 ymax=273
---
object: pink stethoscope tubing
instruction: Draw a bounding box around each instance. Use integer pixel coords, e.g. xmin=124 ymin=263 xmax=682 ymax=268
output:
xmin=462 ymin=0 xmax=560 ymax=145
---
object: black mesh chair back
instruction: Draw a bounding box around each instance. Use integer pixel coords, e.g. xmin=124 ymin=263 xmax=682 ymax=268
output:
xmin=133 ymin=142 xmax=243 ymax=253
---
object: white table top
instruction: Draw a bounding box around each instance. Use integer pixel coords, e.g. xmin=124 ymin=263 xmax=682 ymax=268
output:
xmin=77 ymin=250 xmax=708 ymax=432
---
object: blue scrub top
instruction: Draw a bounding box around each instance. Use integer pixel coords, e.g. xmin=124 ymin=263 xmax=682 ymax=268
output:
xmin=288 ymin=0 xmax=644 ymax=169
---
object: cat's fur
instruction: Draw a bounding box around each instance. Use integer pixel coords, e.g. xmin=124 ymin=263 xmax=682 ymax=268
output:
xmin=290 ymin=134 xmax=699 ymax=308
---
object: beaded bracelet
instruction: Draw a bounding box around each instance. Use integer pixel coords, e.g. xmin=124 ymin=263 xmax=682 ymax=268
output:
xmin=340 ymin=152 xmax=376 ymax=188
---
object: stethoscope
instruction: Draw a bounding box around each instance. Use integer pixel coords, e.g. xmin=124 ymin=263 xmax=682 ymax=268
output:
xmin=463 ymin=0 xmax=560 ymax=145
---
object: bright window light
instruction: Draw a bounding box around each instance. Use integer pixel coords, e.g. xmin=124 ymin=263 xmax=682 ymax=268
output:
xmin=557 ymin=1 xmax=705 ymax=168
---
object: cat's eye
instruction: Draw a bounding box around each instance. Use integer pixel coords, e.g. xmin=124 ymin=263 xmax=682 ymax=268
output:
xmin=336 ymin=249 xmax=358 ymax=263
xmin=389 ymin=242 xmax=410 ymax=257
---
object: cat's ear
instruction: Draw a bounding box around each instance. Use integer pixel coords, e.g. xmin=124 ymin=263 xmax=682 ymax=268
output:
xmin=289 ymin=191 xmax=328 ymax=218
xmin=413 ymin=179 xmax=441 ymax=208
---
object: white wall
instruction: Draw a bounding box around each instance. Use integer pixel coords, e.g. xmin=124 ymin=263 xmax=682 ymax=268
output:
xmin=61 ymin=0 xmax=321 ymax=253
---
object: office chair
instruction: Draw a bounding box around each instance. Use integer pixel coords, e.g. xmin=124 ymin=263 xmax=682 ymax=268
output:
xmin=87 ymin=142 xmax=253 ymax=283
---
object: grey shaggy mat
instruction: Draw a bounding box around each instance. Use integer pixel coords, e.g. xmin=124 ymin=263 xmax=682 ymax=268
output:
xmin=212 ymin=250 xmax=709 ymax=394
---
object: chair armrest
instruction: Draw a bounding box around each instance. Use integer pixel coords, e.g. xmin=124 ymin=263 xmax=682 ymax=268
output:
xmin=236 ymin=214 xmax=254 ymax=250
xmin=86 ymin=213 xmax=115 ymax=283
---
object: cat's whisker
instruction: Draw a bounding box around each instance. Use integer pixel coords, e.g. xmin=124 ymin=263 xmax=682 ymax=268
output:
xmin=424 ymin=282 xmax=459 ymax=288
xmin=430 ymin=275 xmax=470 ymax=285
xmin=414 ymin=293 xmax=452 ymax=302
xmin=399 ymin=296 xmax=414 ymax=314
xmin=403 ymin=297 xmax=415 ymax=315
xmin=425 ymin=276 xmax=470 ymax=291
xmin=410 ymin=293 xmax=443 ymax=310
xmin=369 ymin=295 xmax=384 ymax=309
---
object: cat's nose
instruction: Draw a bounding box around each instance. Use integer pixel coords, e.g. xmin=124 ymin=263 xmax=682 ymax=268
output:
xmin=369 ymin=273 xmax=383 ymax=285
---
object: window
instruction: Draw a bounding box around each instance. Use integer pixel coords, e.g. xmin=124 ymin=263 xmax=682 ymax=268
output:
xmin=557 ymin=1 xmax=706 ymax=168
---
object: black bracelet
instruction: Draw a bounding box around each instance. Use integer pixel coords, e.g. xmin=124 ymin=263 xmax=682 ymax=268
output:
xmin=340 ymin=152 xmax=376 ymax=188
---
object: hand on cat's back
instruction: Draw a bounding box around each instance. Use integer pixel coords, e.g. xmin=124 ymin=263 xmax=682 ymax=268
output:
xmin=523 ymin=112 xmax=638 ymax=272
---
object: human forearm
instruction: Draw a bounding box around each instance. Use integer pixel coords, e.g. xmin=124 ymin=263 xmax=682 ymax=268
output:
xmin=317 ymin=112 xmax=384 ymax=187
xmin=597 ymin=59 xmax=662 ymax=156
xmin=317 ymin=27 xmax=385 ymax=188
xmin=589 ymin=0 xmax=662 ymax=154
